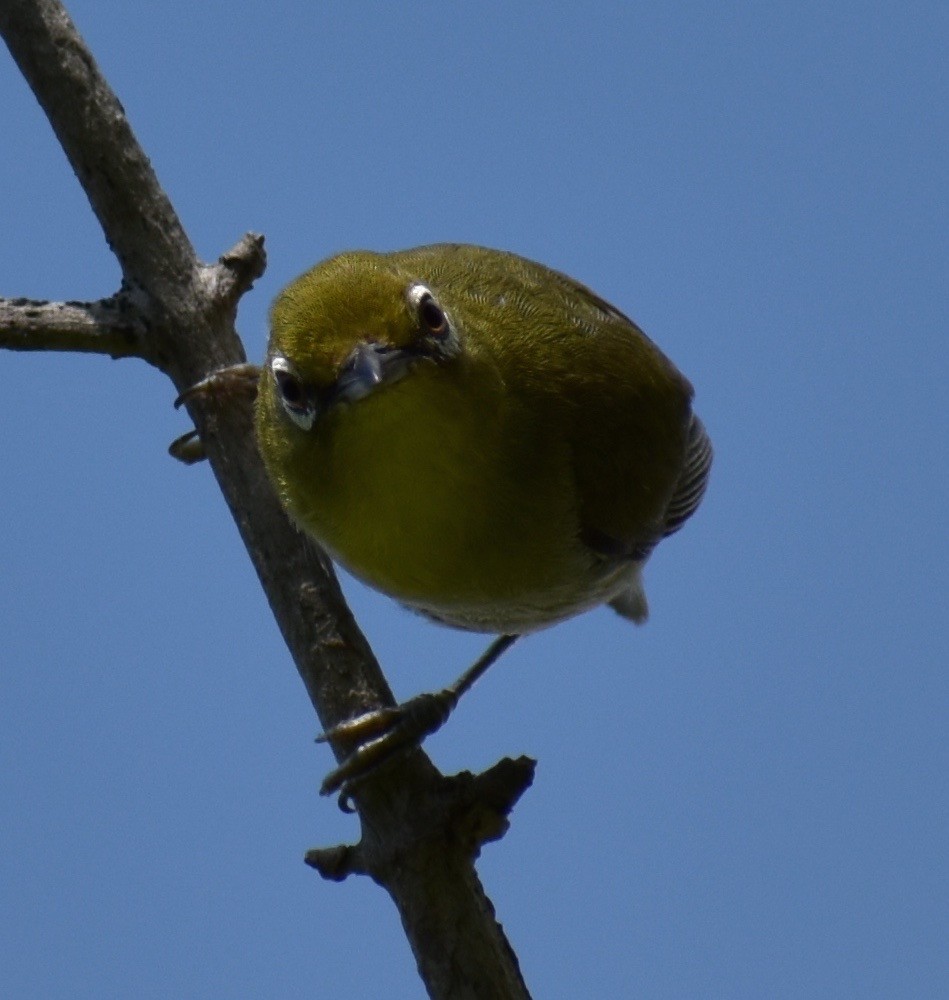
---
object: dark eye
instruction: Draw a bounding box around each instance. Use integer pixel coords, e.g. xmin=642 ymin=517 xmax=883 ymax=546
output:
xmin=406 ymin=283 xmax=450 ymax=340
xmin=274 ymin=367 xmax=303 ymax=405
xmin=270 ymin=356 xmax=316 ymax=430
xmin=418 ymin=293 xmax=448 ymax=337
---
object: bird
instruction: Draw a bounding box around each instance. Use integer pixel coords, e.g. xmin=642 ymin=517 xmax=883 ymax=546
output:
xmin=218 ymin=244 xmax=712 ymax=798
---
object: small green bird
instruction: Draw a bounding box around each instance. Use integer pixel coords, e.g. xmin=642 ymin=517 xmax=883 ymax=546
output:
xmin=254 ymin=243 xmax=712 ymax=795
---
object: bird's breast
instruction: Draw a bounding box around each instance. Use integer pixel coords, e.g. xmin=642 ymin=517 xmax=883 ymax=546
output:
xmin=281 ymin=364 xmax=619 ymax=630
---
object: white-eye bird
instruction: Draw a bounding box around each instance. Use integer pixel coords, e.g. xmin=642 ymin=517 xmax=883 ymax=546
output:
xmin=253 ymin=244 xmax=712 ymax=796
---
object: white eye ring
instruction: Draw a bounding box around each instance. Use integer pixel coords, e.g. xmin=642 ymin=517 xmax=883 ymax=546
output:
xmin=270 ymin=356 xmax=315 ymax=431
xmin=406 ymin=283 xmax=450 ymax=338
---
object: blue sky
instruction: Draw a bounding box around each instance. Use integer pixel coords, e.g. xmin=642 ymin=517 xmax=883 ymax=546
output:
xmin=2 ymin=2 xmax=946 ymax=997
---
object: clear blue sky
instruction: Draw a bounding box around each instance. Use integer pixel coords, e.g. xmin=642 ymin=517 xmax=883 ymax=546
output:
xmin=2 ymin=2 xmax=946 ymax=997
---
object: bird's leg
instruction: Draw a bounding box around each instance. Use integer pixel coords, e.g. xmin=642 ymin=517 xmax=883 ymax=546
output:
xmin=318 ymin=634 xmax=519 ymax=802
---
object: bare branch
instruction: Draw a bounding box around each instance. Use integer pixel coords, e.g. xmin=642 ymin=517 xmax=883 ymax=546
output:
xmin=0 ymin=294 xmax=149 ymax=359
xmin=207 ymin=232 xmax=269 ymax=310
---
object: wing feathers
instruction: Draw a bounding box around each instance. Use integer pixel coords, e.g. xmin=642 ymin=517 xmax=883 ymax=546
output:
xmin=663 ymin=413 xmax=713 ymax=538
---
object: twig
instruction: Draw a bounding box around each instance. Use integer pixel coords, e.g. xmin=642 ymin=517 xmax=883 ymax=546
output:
xmin=0 ymin=294 xmax=149 ymax=360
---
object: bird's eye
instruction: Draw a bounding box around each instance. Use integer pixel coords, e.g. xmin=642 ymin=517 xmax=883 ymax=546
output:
xmin=270 ymin=356 xmax=315 ymax=431
xmin=418 ymin=294 xmax=448 ymax=336
xmin=274 ymin=368 xmax=303 ymax=405
xmin=407 ymin=284 xmax=450 ymax=339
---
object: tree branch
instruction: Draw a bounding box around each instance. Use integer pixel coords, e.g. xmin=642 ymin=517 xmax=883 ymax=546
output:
xmin=0 ymin=2 xmax=533 ymax=997
xmin=0 ymin=293 xmax=149 ymax=359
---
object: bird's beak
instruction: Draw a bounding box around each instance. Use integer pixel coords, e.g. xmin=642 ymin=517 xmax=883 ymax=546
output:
xmin=333 ymin=341 xmax=414 ymax=405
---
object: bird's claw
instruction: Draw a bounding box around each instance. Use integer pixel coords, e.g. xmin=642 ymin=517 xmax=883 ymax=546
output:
xmin=318 ymin=689 xmax=459 ymax=803
xmin=168 ymin=428 xmax=207 ymax=465
xmin=173 ymin=362 xmax=260 ymax=409
xmin=169 ymin=363 xmax=261 ymax=463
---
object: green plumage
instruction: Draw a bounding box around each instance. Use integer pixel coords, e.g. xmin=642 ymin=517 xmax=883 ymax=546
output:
xmin=256 ymin=244 xmax=708 ymax=633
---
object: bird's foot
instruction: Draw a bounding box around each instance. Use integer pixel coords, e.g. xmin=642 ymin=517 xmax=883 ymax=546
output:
xmin=174 ymin=362 xmax=261 ymax=409
xmin=317 ymin=689 xmax=459 ymax=805
xmin=169 ymin=363 xmax=261 ymax=463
